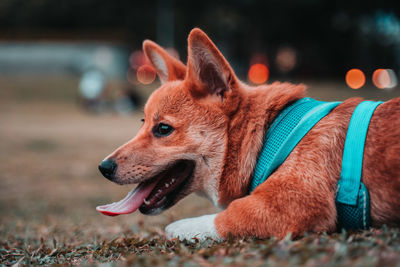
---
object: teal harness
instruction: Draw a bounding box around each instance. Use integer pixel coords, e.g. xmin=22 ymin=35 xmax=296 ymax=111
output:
xmin=249 ymin=97 xmax=382 ymax=230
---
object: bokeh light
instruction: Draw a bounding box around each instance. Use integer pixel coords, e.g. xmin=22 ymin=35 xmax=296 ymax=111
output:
xmin=386 ymin=69 xmax=398 ymax=88
xmin=129 ymin=50 xmax=149 ymax=69
xmin=372 ymin=69 xmax=390 ymax=89
xmin=275 ymin=46 xmax=297 ymax=73
xmin=248 ymin=63 xmax=269 ymax=84
xmin=345 ymin=69 xmax=365 ymax=89
xmin=372 ymin=68 xmax=398 ymax=89
xmin=137 ymin=64 xmax=156 ymax=84
xmin=79 ymin=70 xmax=105 ymax=99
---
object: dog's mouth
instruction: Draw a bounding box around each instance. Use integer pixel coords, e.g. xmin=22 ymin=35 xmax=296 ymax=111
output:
xmin=96 ymin=160 xmax=195 ymax=216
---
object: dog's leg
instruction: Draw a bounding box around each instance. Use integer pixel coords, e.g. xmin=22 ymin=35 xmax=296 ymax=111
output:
xmin=214 ymin=175 xmax=337 ymax=239
xmin=166 ymin=174 xmax=336 ymax=241
xmin=165 ymin=214 xmax=221 ymax=242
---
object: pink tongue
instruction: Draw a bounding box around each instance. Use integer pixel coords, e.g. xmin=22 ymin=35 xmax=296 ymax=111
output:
xmin=96 ymin=179 xmax=159 ymax=216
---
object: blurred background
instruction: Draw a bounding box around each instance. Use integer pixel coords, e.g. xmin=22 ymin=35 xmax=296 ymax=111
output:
xmin=1 ymin=0 xmax=400 ymax=242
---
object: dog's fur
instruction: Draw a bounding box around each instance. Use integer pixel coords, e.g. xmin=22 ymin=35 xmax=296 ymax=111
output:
xmin=103 ymin=28 xmax=400 ymax=241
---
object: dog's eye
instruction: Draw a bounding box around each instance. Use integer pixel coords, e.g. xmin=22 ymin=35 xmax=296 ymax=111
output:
xmin=153 ymin=123 xmax=174 ymax=137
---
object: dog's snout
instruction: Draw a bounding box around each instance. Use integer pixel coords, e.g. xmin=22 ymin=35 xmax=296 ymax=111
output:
xmin=99 ymin=159 xmax=117 ymax=181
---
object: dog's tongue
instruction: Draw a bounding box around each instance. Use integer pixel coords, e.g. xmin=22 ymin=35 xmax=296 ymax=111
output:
xmin=96 ymin=179 xmax=159 ymax=216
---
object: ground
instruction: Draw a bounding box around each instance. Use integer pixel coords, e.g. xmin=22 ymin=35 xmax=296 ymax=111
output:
xmin=1 ymin=75 xmax=400 ymax=266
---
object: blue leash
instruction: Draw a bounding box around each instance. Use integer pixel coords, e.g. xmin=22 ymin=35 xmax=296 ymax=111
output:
xmin=249 ymin=98 xmax=382 ymax=230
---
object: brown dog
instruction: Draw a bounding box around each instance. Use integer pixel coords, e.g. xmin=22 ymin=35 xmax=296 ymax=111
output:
xmin=97 ymin=28 xmax=400 ymax=241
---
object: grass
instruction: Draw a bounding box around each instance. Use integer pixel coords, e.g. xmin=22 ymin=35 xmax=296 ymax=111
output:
xmin=1 ymin=75 xmax=400 ymax=266
xmin=2 ymin=224 xmax=400 ymax=266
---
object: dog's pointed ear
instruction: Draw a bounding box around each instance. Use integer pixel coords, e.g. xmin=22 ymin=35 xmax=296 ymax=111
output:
xmin=143 ymin=40 xmax=186 ymax=83
xmin=186 ymin=28 xmax=238 ymax=99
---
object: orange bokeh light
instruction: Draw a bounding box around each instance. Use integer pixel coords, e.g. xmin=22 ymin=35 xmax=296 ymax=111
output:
xmin=372 ymin=69 xmax=391 ymax=89
xmin=137 ymin=65 xmax=156 ymax=84
xmin=248 ymin=64 xmax=269 ymax=84
xmin=345 ymin=69 xmax=365 ymax=89
xmin=129 ymin=50 xmax=149 ymax=69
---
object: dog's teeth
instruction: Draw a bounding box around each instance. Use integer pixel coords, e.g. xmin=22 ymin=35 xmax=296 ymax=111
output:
xmin=165 ymin=183 xmax=169 ymax=188
xmin=158 ymin=189 xmax=162 ymax=193
xmin=171 ymin=178 xmax=175 ymax=183
xmin=155 ymin=196 xmax=167 ymax=206
xmin=143 ymin=199 xmax=150 ymax=205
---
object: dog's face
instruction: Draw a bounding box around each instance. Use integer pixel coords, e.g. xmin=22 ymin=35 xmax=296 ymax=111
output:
xmin=98 ymin=29 xmax=243 ymax=215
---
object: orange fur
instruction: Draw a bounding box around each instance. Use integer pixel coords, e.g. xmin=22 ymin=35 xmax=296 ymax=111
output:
xmin=216 ymin=97 xmax=400 ymax=238
xmin=105 ymin=28 xmax=400 ymax=239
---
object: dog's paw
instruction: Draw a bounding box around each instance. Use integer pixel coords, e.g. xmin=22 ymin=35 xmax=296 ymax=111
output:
xmin=165 ymin=214 xmax=222 ymax=242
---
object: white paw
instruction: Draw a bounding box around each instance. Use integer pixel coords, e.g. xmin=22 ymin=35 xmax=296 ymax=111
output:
xmin=165 ymin=214 xmax=222 ymax=242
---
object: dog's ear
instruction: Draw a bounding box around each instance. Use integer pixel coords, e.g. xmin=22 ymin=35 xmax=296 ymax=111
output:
xmin=186 ymin=28 xmax=238 ymax=99
xmin=143 ymin=40 xmax=186 ymax=83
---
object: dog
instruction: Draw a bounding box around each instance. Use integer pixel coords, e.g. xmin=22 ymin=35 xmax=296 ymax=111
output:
xmin=97 ymin=28 xmax=400 ymax=241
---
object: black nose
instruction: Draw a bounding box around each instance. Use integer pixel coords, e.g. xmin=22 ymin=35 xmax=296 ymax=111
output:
xmin=98 ymin=159 xmax=117 ymax=180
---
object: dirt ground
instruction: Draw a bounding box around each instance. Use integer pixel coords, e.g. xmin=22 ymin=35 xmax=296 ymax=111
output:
xmin=1 ymin=75 xmax=400 ymax=266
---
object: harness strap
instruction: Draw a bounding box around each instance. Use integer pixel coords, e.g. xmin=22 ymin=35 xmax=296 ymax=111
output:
xmin=249 ymin=97 xmax=382 ymax=230
xmin=336 ymin=101 xmax=382 ymax=205
xmin=335 ymin=101 xmax=382 ymax=230
xmin=250 ymin=98 xmax=340 ymax=192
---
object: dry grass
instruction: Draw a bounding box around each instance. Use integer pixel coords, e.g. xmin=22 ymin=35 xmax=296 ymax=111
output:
xmin=1 ymin=75 xmax=400 ymax=266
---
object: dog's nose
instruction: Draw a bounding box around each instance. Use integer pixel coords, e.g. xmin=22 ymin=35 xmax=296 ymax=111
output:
xmin=98 ymin=159 xmax=117 ymax=180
